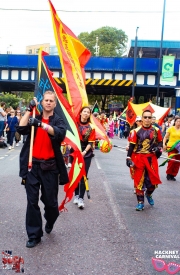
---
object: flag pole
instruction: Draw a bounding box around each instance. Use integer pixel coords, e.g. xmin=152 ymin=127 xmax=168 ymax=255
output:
xmin=92 ymin=100 xmax=97 ymax=111
xmin=28 ymin=107 xmax=35 ymax=171
xmin=156 ymin=0 xmax=166 ymax=105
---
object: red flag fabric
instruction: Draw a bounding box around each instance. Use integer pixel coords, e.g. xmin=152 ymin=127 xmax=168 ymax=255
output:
xmin=35 ymin=49 xmax=86 ymax=211
xmin=49 ymin=0 xmax=91 ymax=117
xmin=126 ymin=101 xmax=170 ymax=126
xmin=48 ymin=0 xmax=111 ymax=144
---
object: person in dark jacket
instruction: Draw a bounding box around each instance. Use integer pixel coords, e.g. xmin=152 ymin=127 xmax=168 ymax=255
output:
xmin=16 ymin=91 xmax=68 ymax=248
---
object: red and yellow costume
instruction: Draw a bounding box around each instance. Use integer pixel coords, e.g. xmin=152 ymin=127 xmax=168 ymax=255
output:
xmin=128 ymin=125 xmax=162 ymax=202
xmin=98 ymin=115 xmax=108 ymax=131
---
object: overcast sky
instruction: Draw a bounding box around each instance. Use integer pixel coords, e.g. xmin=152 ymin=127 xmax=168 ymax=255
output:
xmin=0 ymin=0 xmax=180 ymax=54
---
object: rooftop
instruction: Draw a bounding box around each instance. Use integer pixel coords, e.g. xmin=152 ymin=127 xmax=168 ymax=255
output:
xmin=128 ymin=40 xmax=180 ymax=59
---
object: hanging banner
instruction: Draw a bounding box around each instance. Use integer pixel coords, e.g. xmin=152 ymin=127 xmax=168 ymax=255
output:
xmin=161 ymin=55 xmax=175 ymax=82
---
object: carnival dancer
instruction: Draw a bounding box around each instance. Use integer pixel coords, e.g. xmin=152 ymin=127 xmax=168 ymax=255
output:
xmin=163 ymin=117 xmax=180 ymax=181
xmin=16 ymin=91 xmax=68 ymax=248
xmin=126 ymin=110 xmax=163 ymax=211
xmin=107 ymin=114 xmax=114 ymax=138
xmin=98 ymin=111 xmax=108 ymax=132
xmin=126 ymin=116 xmax=142 ymax=194
xmin=73 ymin=106 xmax=95 ymax=209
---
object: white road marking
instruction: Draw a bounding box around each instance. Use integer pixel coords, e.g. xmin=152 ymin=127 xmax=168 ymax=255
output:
xmin=0 ymin=157 xmax=4 ymax=159
xmin=94 ymin=158 xmax=101 ymax=169
xmin=103 ymin=179 xmax=126 ymax=230
xmin=9 ymin=155 xmax=18 ymax=161
xmin=117 ymin=149 xmax=127 ymax=153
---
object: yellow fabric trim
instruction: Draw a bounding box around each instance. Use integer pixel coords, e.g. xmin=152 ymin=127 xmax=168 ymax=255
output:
xmin=137 ymin=170 xmax=145 ymax=190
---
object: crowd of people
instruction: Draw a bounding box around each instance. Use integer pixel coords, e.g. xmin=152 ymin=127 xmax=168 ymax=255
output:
xmin=2 ymin=95 xmax=180 ymax=248
xmin=92 ymin=109 xmax=180 ymax=210
xmin=0 ymin=102 xmax=25 ymax=149
xmin=93 ymin=110 xmax=130 ymax=139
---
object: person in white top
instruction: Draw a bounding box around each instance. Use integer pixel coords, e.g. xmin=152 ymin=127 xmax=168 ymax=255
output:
xmin=0 ymin=102 xmax=6 ymax=138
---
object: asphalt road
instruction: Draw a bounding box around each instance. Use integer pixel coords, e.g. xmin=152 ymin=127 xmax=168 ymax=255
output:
xmin=0 ymin=137 xmax=180 ymax=275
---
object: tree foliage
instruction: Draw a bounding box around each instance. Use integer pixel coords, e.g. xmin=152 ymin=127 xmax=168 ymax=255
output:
xmin=88 ymin=94 xmax=131 ymax=111
xmin=20 ymin=92 xmax=33 ymax=106
xmin=78 ymin=26 xmax=128 ymax=57
xmin=0 ymin=93 xmax=21 ymax=109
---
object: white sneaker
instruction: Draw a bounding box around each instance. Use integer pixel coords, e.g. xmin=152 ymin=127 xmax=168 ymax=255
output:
xmin=73 ymin=195 xmax=79 ymax=205
xmin=68 ymin=163 xmax=72 ymax=168
xmin=78 ymin=198 xmax=84 ymax=209
xmin=16 ymin=143 xmax=19 ymax=147
xmin=8 ymin=146 xmax=12 ymax=150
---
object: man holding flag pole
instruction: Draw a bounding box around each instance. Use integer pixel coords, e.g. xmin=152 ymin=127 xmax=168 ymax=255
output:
xmin=16 ymin=91 xmax=68 ymax=248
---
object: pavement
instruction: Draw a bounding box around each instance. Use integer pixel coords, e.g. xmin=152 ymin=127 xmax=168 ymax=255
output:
xmin=0 ymin=137 xmax=180 ymax=275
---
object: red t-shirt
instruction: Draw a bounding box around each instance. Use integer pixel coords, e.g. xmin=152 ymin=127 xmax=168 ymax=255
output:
xmin=32 ymin=118 xmax=55 ymax=160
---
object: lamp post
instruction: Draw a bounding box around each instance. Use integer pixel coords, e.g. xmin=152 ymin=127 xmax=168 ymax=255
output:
xmin=156 ymin=0 xmax=166 ymax=105
xmin=132 ymin=27 xmax=139 ymax=98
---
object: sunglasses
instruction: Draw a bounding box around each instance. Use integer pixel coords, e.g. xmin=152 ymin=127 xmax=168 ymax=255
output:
xmin=143 ymin=116 xmax=152 ymax=119
xmin=136 ymin=120 xmax=142 ymax=122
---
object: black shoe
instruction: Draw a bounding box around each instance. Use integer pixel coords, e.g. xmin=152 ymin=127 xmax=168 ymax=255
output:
xmin=45 ymin=222 xmax=53 ymax=234
xmin=26 ymin=238 xmax=41 ymax=248
xmin=167 ymin=174 xmax=176 ymax=181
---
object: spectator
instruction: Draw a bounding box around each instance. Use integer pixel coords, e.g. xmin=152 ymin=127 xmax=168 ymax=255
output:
xmin=161 ymin=115 xmax=173 ymax=137
xmin=107 ymin=114 xmax=114 ymax=138
xmin=5 ymin=109 xmax=18 ymax=150
xmin=0 ymin=102 xmax=6 ymax=138
xmin=114 ymin=119 xmax=119 ymax=136
xmin=119 ymin=119 xmax=125 ymax=139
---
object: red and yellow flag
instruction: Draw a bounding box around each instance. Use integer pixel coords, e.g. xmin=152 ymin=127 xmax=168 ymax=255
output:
xmin=126 ymin=101 xmax=170 ymax=126
xmin=49 ymin=0 xmax=110 ymax=143
xmin=35 ymin=49 xmax=86 ymax=211
xmin=49 ymin=0 xmax=91 ymax=117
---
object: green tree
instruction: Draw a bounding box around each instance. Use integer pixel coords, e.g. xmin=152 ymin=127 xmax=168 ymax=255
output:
xmin=78 ymin=27 xmax=128 ymax=57
xmin=88 ymin=94 xmax=131 ymax=111
xmin=20 ymin=91 xmax=34 ymax=107
xmin=0 ymin=93 xmax=21 ymax=109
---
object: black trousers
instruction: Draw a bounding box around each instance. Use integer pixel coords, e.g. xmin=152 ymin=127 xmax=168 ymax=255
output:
xmin=75 ymin=157 xmax=92 ymax=199
xmin=25 ymin=164 xmax=59 ymax=239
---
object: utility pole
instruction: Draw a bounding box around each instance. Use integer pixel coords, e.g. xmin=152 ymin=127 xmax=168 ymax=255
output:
xmin=94 ymin=37 xmax=100 ymax=56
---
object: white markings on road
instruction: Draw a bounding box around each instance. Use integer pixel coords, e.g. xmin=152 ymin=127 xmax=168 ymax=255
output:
xmin=0 ymin=157 xmax=4 ymax=159
xmin=94 ymin=158 xmax=101 ymax=169
xmin=117 ymin=149 xmax=127 ymax=153
xmin=102 ymin=179 xmax=126 ymax=230
xmin=9 ymin=155 xmax=18 ymax=161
